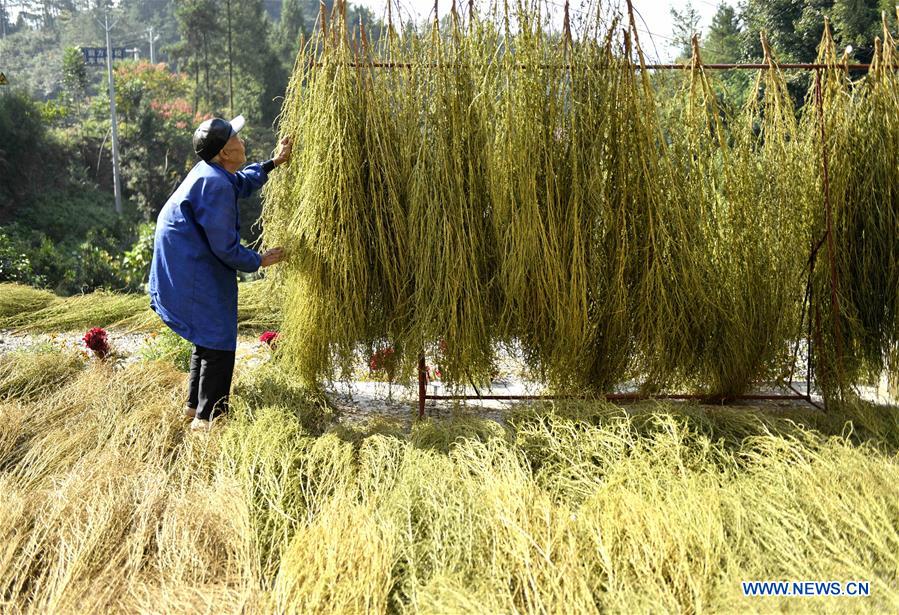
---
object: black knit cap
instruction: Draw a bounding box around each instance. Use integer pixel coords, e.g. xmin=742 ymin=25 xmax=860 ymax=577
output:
xmin=192 ymin=115 xmax=245 ymax=162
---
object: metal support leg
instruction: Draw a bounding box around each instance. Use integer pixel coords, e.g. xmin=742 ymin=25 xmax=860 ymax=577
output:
xmin=418 ymin=354 xmax=426 ymax=419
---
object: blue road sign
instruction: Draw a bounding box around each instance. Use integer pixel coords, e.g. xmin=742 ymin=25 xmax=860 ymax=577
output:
xmin=81 ymin=47 xmax=128 ymax=65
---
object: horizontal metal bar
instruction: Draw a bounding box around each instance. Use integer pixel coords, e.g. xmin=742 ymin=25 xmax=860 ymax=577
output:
xmin=425 ymin=393 xmax=811 ymax=401
xmin=426 ymin=394 xmax=576 ymax=400
xmin=310 ymin=61 xmax=874 ymax=71
xmin=644 ymin=63 xmax=871 ymax=70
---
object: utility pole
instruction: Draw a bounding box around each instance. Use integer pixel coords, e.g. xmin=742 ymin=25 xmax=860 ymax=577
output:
xmin=100 ymin=10 xmax=123 ymax=215
xmin=147 ymin=26 xmax=160 ymax=63
xmin=1 ymin=0 xmax=7 ymax=39
xmin=226 ymin=0 xmax=233 ymax=116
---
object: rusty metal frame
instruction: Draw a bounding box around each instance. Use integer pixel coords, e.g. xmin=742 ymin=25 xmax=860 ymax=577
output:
xmin=308 ymin=6 xmax=859 ymax=417
xmin=410 ymin=60 xmax=857 ymax=418
xmin=416 ymin=294 xmax=819 ymax=418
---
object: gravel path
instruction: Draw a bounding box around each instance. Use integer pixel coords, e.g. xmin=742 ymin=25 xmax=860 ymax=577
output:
xmin=0 ymin=328 xmax=529 ymax=426
xmin=3 ymin=329 xmax=893 ymax=425
xmin=0 ymin=329 xmax=275 ymax=367
xmin=0 ymin=329 xmax=151 ymax=361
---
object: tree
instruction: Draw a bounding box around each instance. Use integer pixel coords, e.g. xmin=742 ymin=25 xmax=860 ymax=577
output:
xmin=0 ymin=90 xmax=51 ymax=220
xmin=0 ymin=1 xmax=15 ymax=36
xmin=705 ymin=4 xmax=742 ymax=63
xmin=0 ymin=27 xmax=65 ymax=99
xmin=173 ymin=0 xmax=226 ymax=114
xmin=229 ymin=0 xmax=287 ymax=126
xmin=89 ymin=61 xmax=196 ymax=221
xmin=740 ymin=0 xmax=887 ymax=62
xmin=790 ymin=0 xmax=835 ymax=62
xmin=740 ymin=0 xmax=891 ymax=105
xmin=346 ymin=5 xmax=384 ymax=45
xmin=741 ymin=0 xmax=833 ymax=105
xmin=61 ymin=46 xmax=88 ymax=117
xmin=741 ymin=0 xmax=814 ymax=61
xmin=18 ymin=0 xmax=79 ymax=29
xmin=119 ymin=0 xmax=178 ymax=65
xmin=273 ymin=0 xmax=308 ymax=69
xmin=671 ymin=2 xmax=701 ymax=61
xmin=831 ymin=0 xmax=895 ymax=61
xmin=704 ymin=4 xmax=750 ymax=109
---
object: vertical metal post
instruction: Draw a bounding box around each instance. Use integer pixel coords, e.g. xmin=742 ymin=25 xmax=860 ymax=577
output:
xmin=418 ymin=354 xmax=427 ymax=419
xmin=807 ymin=267 xmax=815 ymax=404
xmin=147 ymin=26 xmax=159 ymax=64
xmin=103 ymin=12 xmax=123 ymax=216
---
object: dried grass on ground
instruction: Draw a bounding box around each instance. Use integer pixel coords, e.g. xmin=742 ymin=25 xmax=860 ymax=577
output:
xmin=0 ymin=280 xmax=279 ymax=334
xmin=0 ymin=354 xmax=896 ymax=614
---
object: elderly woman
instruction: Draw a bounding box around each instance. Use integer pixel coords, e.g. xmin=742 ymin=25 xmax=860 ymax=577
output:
xmin=149 ymin=115 xmax=292 ymax=431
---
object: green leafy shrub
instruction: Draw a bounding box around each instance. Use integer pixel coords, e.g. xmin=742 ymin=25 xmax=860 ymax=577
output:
xmin=138 ymin=328 xmax=193 ymax=372
xmin=121 ymin=223 xmax=155 ymax=290
xmin=0 ymin=228 xmax=41 ymax=286
xmin=2 ymin=224 xmax=141 ymax=295
xmin=0 ymin=89 xmax=52 ymax=220
xmin=18 ymin=188 xmax=123 ymax=244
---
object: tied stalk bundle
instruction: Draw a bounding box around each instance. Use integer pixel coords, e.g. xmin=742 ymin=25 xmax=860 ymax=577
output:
xmin=564 ymin=25 xmax=630 ymax=392
xmin=584 ymin=24 xmax=702 ymax=394
xmin=489 ymin=3 xmax=583 ymax=388
xmin=406 ymin=7 xmax=500 ymax=384
xmin=726 ymin=36 xmax=813 ymax=396
xmin=264 ymin=2 xmax=392 ymax=382
xmin=811 ymin=13 xmax=899 ymax=398
xmin=261 ymin=1 xmax=899 ymax=401
xmin=671 ymin=35 xmax=812 ymax=398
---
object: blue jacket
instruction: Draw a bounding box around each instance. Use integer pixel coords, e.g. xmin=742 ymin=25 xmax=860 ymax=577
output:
xmin=149 ymin=160 xmax=269 ymax=351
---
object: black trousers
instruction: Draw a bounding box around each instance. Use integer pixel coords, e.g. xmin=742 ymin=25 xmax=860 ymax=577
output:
xmin=187 ymin=345 xmax=236 ymax=421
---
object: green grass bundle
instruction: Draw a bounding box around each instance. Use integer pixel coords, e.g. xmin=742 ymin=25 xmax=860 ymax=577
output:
xmin=0 ymin=290 xmax=148 ymax=332
xmin=0 ymin=280 xmax=277 ymax=336
xmin=666 ymin=37 xmax=812 ymax=397
xmin=1 ymin=357 xmax=899 ymax=611
xmin=489 ymin=7 xmax=586 ymax=385
xmin=0 ymin=346 xmax=84 ymax=401
xmin=0 ymin=283 xmax=59 ymax=319
xmin=577 ymin=26 xmax=703 ymax=393
xmin=720 ymin=39 xmax=812 ymax=394
xmin=357 ymin=22 xmax=413 ymax=356
xmin=405 ymin=10 xmax=500 ymax=383
xmin=810 ymin=15 xmax=899 ymax=398
xmin=261 ymin=3 xmax=899 ymax=399
xmin=563 ymin=30 xmax=633 ymax=392
xmin=265 ymin=3 xmax=390 ymax=383
xmin=236 ymin=279 xmax=283 ymax=332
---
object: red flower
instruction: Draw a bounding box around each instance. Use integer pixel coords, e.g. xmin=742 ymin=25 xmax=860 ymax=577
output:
xmin=369 ymin=347 xmax=397 ymax=377
xmin=83 ymin=327 xmax=111 ymax=359
xmin=259 ymin=331 xmax=279 ymax=349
